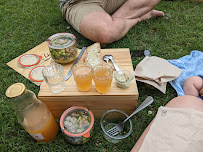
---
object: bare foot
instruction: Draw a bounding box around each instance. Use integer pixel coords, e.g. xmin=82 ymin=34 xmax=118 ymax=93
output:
xmin=138 ymin=10 xmax=164 ymax=22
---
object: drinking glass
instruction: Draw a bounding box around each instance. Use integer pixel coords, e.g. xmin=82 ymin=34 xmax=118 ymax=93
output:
xmin=42 ymin=63 xmax=65 ymax=93
xmin=72 ymin=63 xmax=93 ymax=91
xmin=93 ymin=64 xmax=113 ymax=93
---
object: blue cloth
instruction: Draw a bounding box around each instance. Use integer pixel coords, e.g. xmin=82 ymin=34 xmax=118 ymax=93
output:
xmin=168 ymin=50 xmax=203 ymax=96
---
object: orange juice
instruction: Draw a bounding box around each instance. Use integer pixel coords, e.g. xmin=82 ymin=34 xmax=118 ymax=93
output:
xmin=73 ymin=65 xmax=93 ymax=91
xmin=93 ymin=66 xmax=113 ymax=93
xmin=5 ymin=83 xmax=58 ymax=143
xmin=26 ymin=113 xmax=58 ymax=142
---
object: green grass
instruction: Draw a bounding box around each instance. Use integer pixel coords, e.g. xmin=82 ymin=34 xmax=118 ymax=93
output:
xmin=0 ymin=0 xmax=203 ymax=151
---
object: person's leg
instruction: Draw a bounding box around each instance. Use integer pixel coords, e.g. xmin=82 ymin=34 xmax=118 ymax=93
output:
xmin=183 ymin=76 xmax=203 ymax=97
xmin=112 ymin=0 xmax=163 ymax=20
xmin=80 ymin=0 xmax=164 ymax=44
xmin=131 ymin=95 xmax=203 ymax=152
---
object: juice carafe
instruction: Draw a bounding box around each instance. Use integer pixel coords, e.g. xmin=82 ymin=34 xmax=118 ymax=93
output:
xmin=6 ymin=83 xmax=58 ymax=142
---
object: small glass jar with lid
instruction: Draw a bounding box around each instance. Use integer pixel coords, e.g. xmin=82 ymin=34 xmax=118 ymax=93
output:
xmin=6 ymin=83 xmax=58 ymax=143
xmin=46 ymin=33 xmax=78 ymax=64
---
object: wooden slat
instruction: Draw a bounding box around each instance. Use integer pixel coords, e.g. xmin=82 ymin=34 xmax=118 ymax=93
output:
xmin=42 ymin=95 xmax=138 ymax=119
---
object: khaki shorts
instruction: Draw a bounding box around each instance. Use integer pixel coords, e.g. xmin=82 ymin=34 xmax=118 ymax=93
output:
xmin=139 ymin=106 xmax=203 ymax=152
xmin=62 ymin=0 xmax=127 ymax=33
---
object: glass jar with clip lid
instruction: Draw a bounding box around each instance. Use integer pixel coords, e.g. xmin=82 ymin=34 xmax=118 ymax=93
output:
xmin=6 ymin=83 xmax=58 ymax=142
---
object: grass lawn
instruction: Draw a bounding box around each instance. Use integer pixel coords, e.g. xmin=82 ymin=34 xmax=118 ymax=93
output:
xmin=1 ymin=0 xmax=203 ymax=151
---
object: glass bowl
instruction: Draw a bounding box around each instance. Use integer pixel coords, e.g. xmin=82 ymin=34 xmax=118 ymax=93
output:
xmin=114 ymin=69 xmax=134 ymax=88
xmin=100 ymin=109 xmax=132 ymax=143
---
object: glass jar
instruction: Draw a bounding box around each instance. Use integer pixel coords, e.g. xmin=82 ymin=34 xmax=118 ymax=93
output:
xmin=60 ymin=106 xmax=94 ymax=145
xmin=46 ymin=33 xmax=78 ymax=64
xmin=6 ymin=83 xmax=58 ymax=143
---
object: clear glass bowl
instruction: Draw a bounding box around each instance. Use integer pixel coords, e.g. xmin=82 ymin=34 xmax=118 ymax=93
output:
xmin=114 ymin=69 xmax=134 ymax=88
xmin=100 ymin=109 xmax=132 ymax=143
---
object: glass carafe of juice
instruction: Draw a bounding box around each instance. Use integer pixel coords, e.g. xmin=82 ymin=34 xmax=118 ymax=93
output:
xmin=6 ymin=83 xmax=58 ymax=142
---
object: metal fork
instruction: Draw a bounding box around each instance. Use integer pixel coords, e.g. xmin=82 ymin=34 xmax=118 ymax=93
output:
xmin=107 ymin=96 xmax=154 ymax=136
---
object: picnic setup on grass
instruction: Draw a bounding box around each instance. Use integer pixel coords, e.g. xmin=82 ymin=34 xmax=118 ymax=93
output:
xmin=5 ymin=32 xmax=202 ymax=145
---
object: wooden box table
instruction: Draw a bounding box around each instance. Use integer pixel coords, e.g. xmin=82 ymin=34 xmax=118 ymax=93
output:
xmin=38 ymin=48 xmax=139 ymax=119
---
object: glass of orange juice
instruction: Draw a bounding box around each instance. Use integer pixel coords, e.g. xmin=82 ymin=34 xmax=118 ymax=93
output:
xmin=73 ymin=63 xmax=93 ymax=91
xmin=93 ymin=64 xmax=113 ymax=93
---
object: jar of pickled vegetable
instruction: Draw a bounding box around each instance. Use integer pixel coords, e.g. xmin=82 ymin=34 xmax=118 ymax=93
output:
xmin=60 ymin=106 xmax=94 ymax=145
xmin=46 ymin=33 xmax=78 ymax=64
xmin=6 ymin=83 xmax=58 ymax=143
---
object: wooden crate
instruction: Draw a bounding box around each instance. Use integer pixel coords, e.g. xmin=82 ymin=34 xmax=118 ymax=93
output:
xmin=38 ymin=48 xmax=139 ymax=119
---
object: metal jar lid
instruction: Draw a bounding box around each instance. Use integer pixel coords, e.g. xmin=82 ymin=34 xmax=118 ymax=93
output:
xmin=46 ymin=33 xmax=76 ymax=49
xmin=18 ymin=54 xmax=42 ymax=68
xmin=6 ymin=83 xmax=26 ymax=98
xmin=29 ymin=66 xmax=45 ymax=82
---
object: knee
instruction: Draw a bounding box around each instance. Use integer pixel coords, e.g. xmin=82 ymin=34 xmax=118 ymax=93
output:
xmin=166 ymin=95 xmax=203 ymax=112
xmin=94 ymin=22 xmax=119 ymax=44
xmin=183 ymin=76 xmax=196 ymax=93
xmin=184 ymin=76 xmax=199 ymax=85
xmin=183 ymin=76 xmax=203 ymax=95
xmin=95 ymin=28 xmax=116 ymax=44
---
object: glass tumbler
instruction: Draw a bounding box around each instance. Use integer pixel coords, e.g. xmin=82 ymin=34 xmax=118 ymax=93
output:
xmin=72 ymin=63 xmax=93 ymax=91
xmin=42 ymin=63 xmax=65 ymax=93
xmin=93 ymin=64 xmax=113 ymax=93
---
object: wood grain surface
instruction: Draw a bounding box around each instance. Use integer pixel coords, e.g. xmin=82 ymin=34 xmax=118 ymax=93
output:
xmin=38 ymin=47 xmax=139 ymax=118
xmin=7 ymin=42 xmax=52 ymax=86
xmin=7 ymin=41 xmax=139 ymax=118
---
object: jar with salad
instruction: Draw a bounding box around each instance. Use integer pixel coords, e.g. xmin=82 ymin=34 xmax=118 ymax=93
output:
xmin=46 ymin=33 xmax=78 ymax=64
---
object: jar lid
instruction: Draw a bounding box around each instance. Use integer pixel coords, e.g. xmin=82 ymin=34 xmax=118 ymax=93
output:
xmin=29 ymin=66 xmax=45 ymax=82
xmin=6 ymin=83 xmax=26 ymax=98
xmin=46 ymin=33 xmax=76 ymax=49
xmin=18 ymin=54 xmax=42 ymax=68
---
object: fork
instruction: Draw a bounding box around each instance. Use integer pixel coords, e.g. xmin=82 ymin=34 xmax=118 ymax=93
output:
xmin=107 ymin=96 xmax=154 ymax=136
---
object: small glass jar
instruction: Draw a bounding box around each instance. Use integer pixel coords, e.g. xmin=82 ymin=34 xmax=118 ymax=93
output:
xmin=46 ymin=33 xmax=78 ymax=64
xmin=6 ymin=83 xmax=58 ymax=143
xmin=114 ymin=69 xmax=134 ymax=89
xmin=60 ymin=106 xmax=94 ymax=145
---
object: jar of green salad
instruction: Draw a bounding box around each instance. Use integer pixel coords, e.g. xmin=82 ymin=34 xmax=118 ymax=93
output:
xmin=60 ymin=106 xmax=94 ymax=145
xmin=46 ymin=33 xmax=78 ymax=64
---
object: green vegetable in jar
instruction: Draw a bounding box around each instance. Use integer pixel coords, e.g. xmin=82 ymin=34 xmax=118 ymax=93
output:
xmin=64 ymin=110 xmax=91 ymax=134
xmin=48 ymin=35 xmax=77 ymax=64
